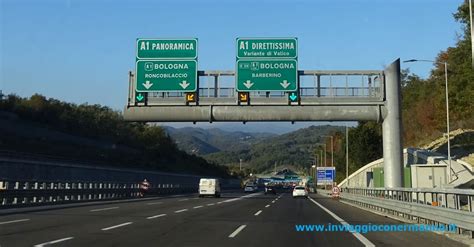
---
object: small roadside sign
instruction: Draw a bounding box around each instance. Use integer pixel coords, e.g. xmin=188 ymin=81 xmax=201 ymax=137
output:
xmin=331 ymin=186 xmax=340 ymax=199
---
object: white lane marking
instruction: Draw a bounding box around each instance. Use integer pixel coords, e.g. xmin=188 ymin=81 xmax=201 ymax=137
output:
xmin=223 ymin=192 xmax=263 ymax=203
xmin=101 ymin=222 xmax=133 ymax=231
xmin=0 ymin=218 xmax=30 ymax=225
xmin=146 ymin=202 xmax=163 ymax=205
xmin=272 ymin=200 xmax=276 ymax=203
xmin=254 ymin=210 xmax=262 ymax=216
xmin=192 ymin=198 xmax=200 ymax=200
xmin=34 ymin=237 xmax=74 ymax=246
xmin=229 ymin=224 xmax=247 ymax=238
xmin=178 ymin=199 xmax=189 ymax=201
xmin=147 ymin=214 xmax=167 ymax=219
xmin=90 ymin=206 xmax=119 ymax=212
xmin=308 ymin=197 xmax=375 ymax=247
xmin=175 ymin=209 xmax=188 ymax=213
xmin=193 ymin=205 xmax=204 ymax=209
xmin=217 ymin=201 xmax=224 ymax=204
xmin=207 ymin=203 xmax=215 ymax=206
xmin=265 ymin=204 xmax=270 ymax=208
xmin=168 ymin=194 xmax=188 ymax=198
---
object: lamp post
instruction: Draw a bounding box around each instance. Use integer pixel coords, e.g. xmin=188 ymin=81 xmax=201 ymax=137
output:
xmin=315 ymin=143 xmax=327 ymax=167
xmin=470 ymin=0 xmax=473 ymax=68
xmin=403 ymin=59 xmax=452 ymax=182
xmin=322 ymin=135 xmax=334 ymax=167
xmin=346 ymin=125 xmax=349 ymax=179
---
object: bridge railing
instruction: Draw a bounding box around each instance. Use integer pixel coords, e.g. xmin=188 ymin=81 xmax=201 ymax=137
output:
xmin=0 ymin=179 xmax=196 ymax=209
xmin=340 ymin=187 xmax=474 ymax=238
xmin=128 ymin=70 xmax=385 ymax=106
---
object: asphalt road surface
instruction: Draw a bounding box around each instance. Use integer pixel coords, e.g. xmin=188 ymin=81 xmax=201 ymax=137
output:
xmin=0 ymin=192 xmax=466 ymax=247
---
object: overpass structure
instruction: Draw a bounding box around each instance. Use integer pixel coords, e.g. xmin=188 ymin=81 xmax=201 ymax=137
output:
xmin=124 ymin=59 xmax=404 ymax=189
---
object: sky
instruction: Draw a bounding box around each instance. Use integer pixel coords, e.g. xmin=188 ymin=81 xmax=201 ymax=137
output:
xmin=0 ymin=0 xmax=466 ymax=133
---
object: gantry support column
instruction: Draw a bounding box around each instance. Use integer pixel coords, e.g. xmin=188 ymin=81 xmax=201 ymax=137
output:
xmin=382 ymin=59 xmax=404 ymax=188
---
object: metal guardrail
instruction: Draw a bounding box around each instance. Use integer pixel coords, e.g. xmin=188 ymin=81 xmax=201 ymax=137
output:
xmin=340 ymin=187 xmax=474 ymax=238
xmin=0 ymin=179 xmax=196 ymax=208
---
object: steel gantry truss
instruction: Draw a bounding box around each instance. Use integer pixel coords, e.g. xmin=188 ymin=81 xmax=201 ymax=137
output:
xmin=124 ymin=59 xmax=404 ymax=188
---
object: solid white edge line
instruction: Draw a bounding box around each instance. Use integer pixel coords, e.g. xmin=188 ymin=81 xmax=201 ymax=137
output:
xmin=193 ymin=205 xmax=204 ymax=209
xmin=101 ymin=222 xmax=133 ymax=231
xmin=0 ymin=218 xmax=30 ymax=225
xmin=147 ymin=214 xmax=167 ymax=219
xmin=308 ymin=197 xmax=375 ymax=247
xmin=254 ymin=210 xmax=262 ymax=216
xmin=90 ymin=206 xmax=119 ymax=212
xmin=34 ymin=237 xmax=74 ymax=247
xmin=175 ymin=209 xmax=188 ymax=213
xmin=228 ymin=224 xmax=247 ymax=238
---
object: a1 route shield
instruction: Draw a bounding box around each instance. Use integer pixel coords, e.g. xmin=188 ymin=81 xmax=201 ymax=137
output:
xmin=236 ymin=38 xmax=297 ymax=59
xmin=136 ymin=38 xmax=198 ymax=59
xmin=236 ymin=59 xmax=297 ymax=91
xmin=136 ymin=60 xmax=197 ymax=92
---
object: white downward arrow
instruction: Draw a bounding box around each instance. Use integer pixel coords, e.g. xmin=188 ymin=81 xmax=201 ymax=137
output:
xmin=280 ymin=80 xmax=290 ymax=89
xmin=142 ymin=80 xmax=153 ymax=89
xmin=179 ymin=80 xmax=190 ymax=89
xmin=243 ymin=80 xmax=254 ymax=89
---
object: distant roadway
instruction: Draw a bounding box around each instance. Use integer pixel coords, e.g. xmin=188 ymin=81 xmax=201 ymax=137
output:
xmin=0 ymin=191 xmax=466 ymax=246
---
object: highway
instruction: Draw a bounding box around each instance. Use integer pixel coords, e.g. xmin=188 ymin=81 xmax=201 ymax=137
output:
xmin=0 ymin=191 xmax=465 ymax=247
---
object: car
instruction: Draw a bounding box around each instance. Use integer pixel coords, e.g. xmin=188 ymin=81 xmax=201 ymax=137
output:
xmin=199 ymin=178 xmax=221 ymax=198
xmin=264 ymin=186 xmax=276 ymax=195
xmin=292 ymin=186 xmax=308 ymax=198
xmin=244 ymin=184 xmax=257 ymax=193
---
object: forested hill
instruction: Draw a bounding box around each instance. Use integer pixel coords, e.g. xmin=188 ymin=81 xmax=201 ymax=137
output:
xmin=204 ymin=125 xmax=345 ymax=173
xmin=162 ymin=126 xmax=275 ymax=155
xmin=0 ymin=94 xmax=231 ymax=177
xmin=401 ymin=1 xmax=473 ymax=146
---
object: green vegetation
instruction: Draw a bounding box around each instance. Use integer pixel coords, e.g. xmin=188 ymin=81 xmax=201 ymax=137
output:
xmin=402 ymin=1 xmax=473 ymax=146
xmin=330 ymin=1 xmax=474 ymax=182
xmin=331 ymin=122 xmax=382 ymax=183
xmin=163 ymin=126 xmax=274 ymax=155
xmin=0 ymin=94 xmax=231 ymax=177
xmin=204 ymin=125 xmax=344 ymax=173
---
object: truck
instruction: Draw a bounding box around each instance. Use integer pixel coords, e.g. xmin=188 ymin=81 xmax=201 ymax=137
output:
xmin=199 ymin=178 xmax=221 ymax=198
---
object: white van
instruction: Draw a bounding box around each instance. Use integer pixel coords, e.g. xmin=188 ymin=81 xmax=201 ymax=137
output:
xmin=199 ymin=178 xmax=221 ymax=197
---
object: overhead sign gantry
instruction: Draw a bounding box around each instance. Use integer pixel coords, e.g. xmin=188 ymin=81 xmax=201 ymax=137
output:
xmin=125 ymin=37 xmax=404 ymax=189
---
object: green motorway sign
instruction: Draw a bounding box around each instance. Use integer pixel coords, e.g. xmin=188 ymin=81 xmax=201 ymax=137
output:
xmin=236 ymin=59 xmax=297 ymax=91
xmin=237 ymin=38 xmax=297 ymax=59
xmin=136 ymin=39 xmax=198 ymax=59
xmin=136 ymin=60 xmax=197 ymax=92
